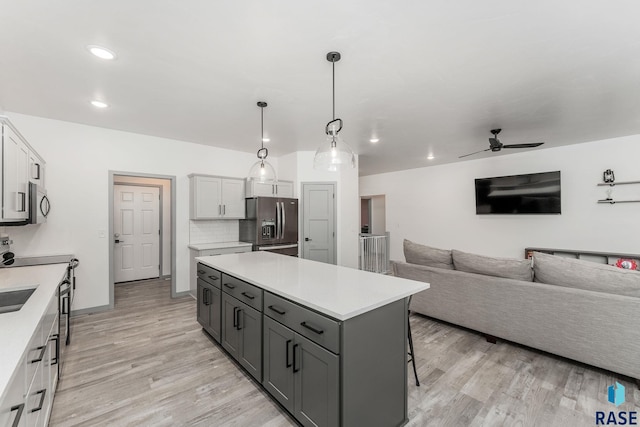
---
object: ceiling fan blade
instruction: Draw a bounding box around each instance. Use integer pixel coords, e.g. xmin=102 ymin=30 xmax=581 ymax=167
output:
xmin=458 ymin=148 xmax=491 ymax=158
xmin=502 ymin=142 xmax=544 ymax=149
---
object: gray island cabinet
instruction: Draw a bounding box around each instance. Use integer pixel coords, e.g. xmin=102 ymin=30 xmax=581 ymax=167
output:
xmin=196 ymin=251 xmax=429 ymax=427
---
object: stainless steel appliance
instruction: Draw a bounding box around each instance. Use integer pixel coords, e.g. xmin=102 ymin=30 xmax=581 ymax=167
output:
xmin=58 ymin=257 xmax=78 ymax=378
xmin=28 ymin=182 xmax=50 ymax=224
xmin=239 ymin=197 xmax=298 ymax=256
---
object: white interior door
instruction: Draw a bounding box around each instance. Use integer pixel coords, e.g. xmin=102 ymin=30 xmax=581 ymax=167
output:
xmin=114 ymin=185 xmax=160 ymax=283
xmin=302 ymin=183 xmax=336 ymax=264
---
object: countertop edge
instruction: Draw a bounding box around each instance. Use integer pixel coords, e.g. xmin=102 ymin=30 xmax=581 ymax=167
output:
xmin=196 ymin=255 xmax=430 ymax=321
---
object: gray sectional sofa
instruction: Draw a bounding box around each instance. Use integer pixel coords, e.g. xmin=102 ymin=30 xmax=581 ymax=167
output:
xmin=392 ymin=240 xmax=640 ymax=383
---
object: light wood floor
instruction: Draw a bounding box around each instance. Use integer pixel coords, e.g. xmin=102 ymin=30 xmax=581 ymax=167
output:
xmin=50 ymin=279 xmax=639 ymax=426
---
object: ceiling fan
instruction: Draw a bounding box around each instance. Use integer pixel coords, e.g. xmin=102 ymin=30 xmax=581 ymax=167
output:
xmin=459 ymin=129 xmax=544 ymax=158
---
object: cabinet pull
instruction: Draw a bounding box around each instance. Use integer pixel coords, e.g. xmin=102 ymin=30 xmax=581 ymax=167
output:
xmin=241 ymin=291 xmax=255 ymax=300
xmin=31 ymin=389 xmax=46 ymax=412
xmin=206 ymin=288 xmax=212 ymax=305
xmin=285 ymin=339 xmax=292 ymax=368
xmin=51 ymin=334 xmax=59 ymax=365
xmin=17 ymin=192 xmax=26 ymax=212
xmin=268 ymin=305 xmax=286 ymax=315
xmin=31 ymin=345 xmax=46 ymax=363
xmin=10 ymin=403 xmax=25 ymax=427
xmin=301 ymin=321 xmax=324 ymax=335
xmin=293 ymin=344 xmax=300 ymax=373
xmin=34 ymin=163 xmax=41 ymax=179
xmin=224 ymin=283 xmax=236 ymax=290
xmin=218 ymin=205 xmax=221 ymax=215
xmin=208 ymin=275 xmax=219 ymax=281
xmin=236 ymin=309 xmax=243 ymax=330
xmin=223 ymin=205 xmax=226 ymax=215
xmin=197 ymin=270 xmax=205 ymax=274
xmin=232 ymin=307 xmax=238 ymax=327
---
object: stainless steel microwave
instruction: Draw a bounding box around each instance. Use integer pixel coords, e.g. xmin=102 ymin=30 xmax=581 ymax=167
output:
xmin=28 ymin=182 xmax=50 ymax=224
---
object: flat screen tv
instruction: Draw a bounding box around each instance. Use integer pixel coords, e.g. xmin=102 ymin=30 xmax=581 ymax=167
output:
xmin=475 ymin=171 xmax=561 ymax=214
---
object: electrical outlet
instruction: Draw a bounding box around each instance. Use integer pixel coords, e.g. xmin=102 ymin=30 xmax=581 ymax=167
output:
xmin=98 ymin=230 xmax=106 ymax=238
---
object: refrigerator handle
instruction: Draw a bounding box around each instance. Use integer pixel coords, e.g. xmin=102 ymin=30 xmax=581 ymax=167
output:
xmin=275 ymin=201 xmax=281 ymax=239
xmin=281 ymin=202 xmax=286 ymax=240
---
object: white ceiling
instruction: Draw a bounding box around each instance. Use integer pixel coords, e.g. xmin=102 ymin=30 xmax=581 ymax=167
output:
xmin=2 ymin=1 xmax=640 ymax=176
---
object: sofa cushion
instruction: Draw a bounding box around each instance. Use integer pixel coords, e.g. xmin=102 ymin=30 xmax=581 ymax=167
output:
xmin=403 ymin=239 xmax=454 ymax=270
xmin=533 ymin=251 xmax=640 ymax=297
xmin=452 ymin=249 xmax=533 ymax=281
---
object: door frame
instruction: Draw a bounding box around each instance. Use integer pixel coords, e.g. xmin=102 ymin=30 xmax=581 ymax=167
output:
xmin=300 ymin=182 xmax=337 ymax=265
xmin=113 ymin=182 xmax=163 ymax=283
xmin=108 ymin=171 xmax=177 ymax=309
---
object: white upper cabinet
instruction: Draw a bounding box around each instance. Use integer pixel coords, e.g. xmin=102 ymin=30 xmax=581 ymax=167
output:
xmin=2 ymin=124 xmax=30 ymax=221
xmin=189 ymin=175 xmax=245 ymax=220
xmin=246 ymin=179 xmax=294 ymax=198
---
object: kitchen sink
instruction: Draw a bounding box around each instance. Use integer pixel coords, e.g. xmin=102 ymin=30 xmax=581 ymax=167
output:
xmin=0 ymin=287 xmax=36 ymax=314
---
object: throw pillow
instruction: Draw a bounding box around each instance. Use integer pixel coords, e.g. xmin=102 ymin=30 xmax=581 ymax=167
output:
xmin=533 ymin=251 xmax=640 ymax=297
xmin=451 ymin=249 xmax=533 ymax=281
xmin=403 ymin=239 xmax=454 ymax=270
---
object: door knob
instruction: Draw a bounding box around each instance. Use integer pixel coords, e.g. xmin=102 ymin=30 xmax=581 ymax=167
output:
xmin=305 ymin=237 xmax=312 ymax=241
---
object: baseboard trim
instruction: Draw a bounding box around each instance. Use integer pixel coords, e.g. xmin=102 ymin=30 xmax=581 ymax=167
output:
xmin=71 ymin=304 xmax=112 ymax=316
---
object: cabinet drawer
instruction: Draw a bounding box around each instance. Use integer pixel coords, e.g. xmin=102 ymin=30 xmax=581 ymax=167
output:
xmin=264 ymin=292 xmax=340 ymax=354
xmin=197 ymin=263 xmax=221 ymax=288
xmin=221 ymin=274 xmax=263 ymax=312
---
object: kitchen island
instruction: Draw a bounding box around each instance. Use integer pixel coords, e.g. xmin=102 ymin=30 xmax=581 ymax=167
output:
xmin=196 ymin=251 xmax=429 ymax=427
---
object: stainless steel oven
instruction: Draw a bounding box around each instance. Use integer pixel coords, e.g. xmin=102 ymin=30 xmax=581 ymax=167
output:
xmin=57 ymin=258 xmax=78 ymax=378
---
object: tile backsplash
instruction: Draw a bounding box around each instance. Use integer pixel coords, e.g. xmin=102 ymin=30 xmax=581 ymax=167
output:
xmin=189 ymin=220 xmax=239 ymax=244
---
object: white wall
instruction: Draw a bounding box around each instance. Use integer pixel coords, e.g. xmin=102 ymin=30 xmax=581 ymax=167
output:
xmin=113 ymin=175 xmax=171 ymax=276
xmin=360 ymin=135 xmax=640 ymax=262
xmin=279 ymin=151 xmax=360 ymax=268
xmin=5 ymin=112 xmax=260 ymax=311
xmin=370 ymin=195 xmax=386 ymax=235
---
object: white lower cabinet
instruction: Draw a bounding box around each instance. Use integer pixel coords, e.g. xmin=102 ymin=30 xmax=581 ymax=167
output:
xmin=0 ymin=289 xmax=59 ymax=427
xmin=0 ymin=361 xmax=26 ymax=426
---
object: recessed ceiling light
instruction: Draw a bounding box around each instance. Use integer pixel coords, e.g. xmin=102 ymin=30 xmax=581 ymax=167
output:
xmin=87 ymin=45 xmax=117 ymax=60
xmin=427 ymin=154 xmax=435 ymax=160
xmin=90 ymin=100 xmax=109 ymax=109
xmin=262 ymin=137 xmax=270 ymax=143
xmin=369 ymin=138 xmax=380 ymax=143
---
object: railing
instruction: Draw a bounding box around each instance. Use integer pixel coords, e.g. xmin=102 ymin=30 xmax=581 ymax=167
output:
xmin=359 ymin=233 xmax=390 ymax=274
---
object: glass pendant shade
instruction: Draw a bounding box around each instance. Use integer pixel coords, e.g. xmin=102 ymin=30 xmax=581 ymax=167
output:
xmin=248 ymin=159 xmax=276 ymax=183
xmin=313 ymin=132 xmax=356 ymax=172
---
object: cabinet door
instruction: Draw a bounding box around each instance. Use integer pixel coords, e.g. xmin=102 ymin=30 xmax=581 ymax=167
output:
xmin=207 ymin=285 xmax=221 ymax=343
xmin=294 ymin=333 xmax=339 ymax=427
xmin=247 ymin=180 xmax=275 ymax=197
xmin=237 ymin=301 xmax=262 ymax=382
xmin=221 ymin=293 xmax=240 ymax=358
xmin=0 ymin=359 xmax=26 ymax=427
xmin=192 ymin=176 xmax=222 ymax=219
xmin=263 ymin=316 xmax=295 ymax=413
xmin=221 ymin=178 xmax=245 ymax=218
xmin=196 ymin=280 xmax=211 ymax=329
xmin=3 ymin=125 xmax=30 ymax=220
xmin=276 ymin=181 xmax=294 ymax=198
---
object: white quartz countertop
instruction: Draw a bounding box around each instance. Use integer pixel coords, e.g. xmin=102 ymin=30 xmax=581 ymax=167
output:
xmin=0 ymin=263 xmax=67 ymax=401
xmin=188 ymin=241 xmax=253 ymax=251
xmin=196 ymin=252 xmax=429 ymax=321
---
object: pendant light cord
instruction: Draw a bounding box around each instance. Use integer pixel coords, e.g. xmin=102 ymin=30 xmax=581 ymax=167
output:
xmin=261 ymin=106 xmax=264 ymax=150
xmin=332 ymin=59 xmax=336 ymax=120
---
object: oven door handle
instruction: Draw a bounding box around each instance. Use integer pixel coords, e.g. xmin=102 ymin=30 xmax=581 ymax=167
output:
xmin=257 ymin=244 xmax=298 ymax=250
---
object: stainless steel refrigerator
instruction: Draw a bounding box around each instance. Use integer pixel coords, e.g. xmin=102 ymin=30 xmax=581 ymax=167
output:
xmin=239 ymin=197 xmax=299 ymax=256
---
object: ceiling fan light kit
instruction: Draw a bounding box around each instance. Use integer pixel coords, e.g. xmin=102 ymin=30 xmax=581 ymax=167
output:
xmin=313 ymin=51 xmax=356 ymax=172
xmin=247 ymin=101 xmax=277 ymax=183
xmin=459 ymin=128 xmax=544 ymax=158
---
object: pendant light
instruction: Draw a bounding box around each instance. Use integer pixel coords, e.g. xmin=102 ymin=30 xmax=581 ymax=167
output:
xmin=313 ymin=51 xmax=356 ymax=172
xmin=248 ymin=101 xmax=277 ymax=183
